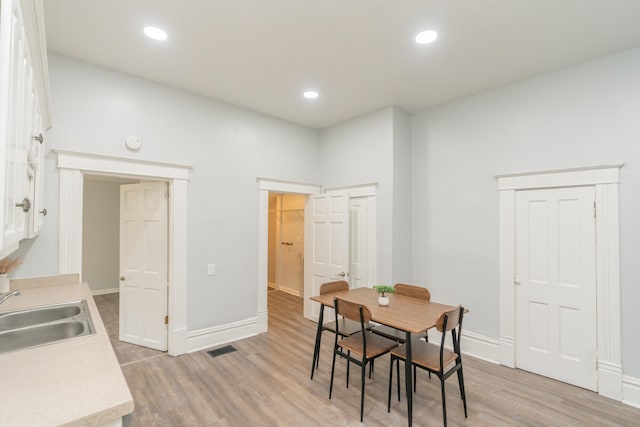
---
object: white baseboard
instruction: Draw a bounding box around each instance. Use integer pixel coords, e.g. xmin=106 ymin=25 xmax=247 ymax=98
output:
xmin=598 ymin=360 xmax=623 ymax=400
xmin=257 ymin=309 xmax=268 ymax=334
xmin=91 ymin=288 xmax=119 ymax=296
xmin=427 ymin=329 xmax=500 ymax=364
xmin=187 ymin=317 xmax=260 ymax=353
xmin=623 ymin=375 xmax=640 ymax=409
xmin=279 ymin=287 xmax=301 ymax=297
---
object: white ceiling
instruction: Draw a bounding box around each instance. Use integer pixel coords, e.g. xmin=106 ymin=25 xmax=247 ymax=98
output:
xmin=44 ymin=0 xmax=640 ymax=129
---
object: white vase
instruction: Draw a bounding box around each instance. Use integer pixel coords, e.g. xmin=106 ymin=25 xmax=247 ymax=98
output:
xmin=0 ymin=273 xmax=10 ymax=293
xmin=378 ymin=295 xmax=389 ymax=306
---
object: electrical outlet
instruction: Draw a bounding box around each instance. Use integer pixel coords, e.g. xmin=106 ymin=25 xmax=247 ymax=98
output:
xmin=207 ymin=264 xmax=216 ymax=276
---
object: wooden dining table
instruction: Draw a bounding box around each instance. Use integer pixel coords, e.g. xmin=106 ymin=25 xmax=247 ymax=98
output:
xmin=310 ymin=287 xmax=459 ymax=427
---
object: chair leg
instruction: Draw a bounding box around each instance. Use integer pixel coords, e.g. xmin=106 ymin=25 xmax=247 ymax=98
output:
xmin=396 ymin=357 xmax=402 ymax=401
xmin=369 ymin=359 xmax=374 ymax=378
xmin=413 ymin=364 xmax=417 ymax=393
xmin=457 ymin=364 xmax=468 ymax=418
xmin=329 ymin=347 xmax=337 ymax=399
xmin=440 ymin=378 xmax=448 ymax=427
xmin=360 ymin=363 xmax=366 ymax=422
xmin=387 ymin=356 xmax=394 ymax=412
xmin=346 ymin=350 xmax=351 ymax=389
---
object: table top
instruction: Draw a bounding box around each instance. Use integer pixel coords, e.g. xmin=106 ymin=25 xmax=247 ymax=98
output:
xmin=310 ymin=287 xmax=457 ymax=334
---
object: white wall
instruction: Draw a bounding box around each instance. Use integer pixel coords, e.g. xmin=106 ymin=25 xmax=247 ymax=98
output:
xmin=411 ymin=48 xmax=640 ymax=377
xmin=82 ymin=179 xmax=120 ymax=293
xmin=319 ymin=108 xmax=395 ymax=283
xmin=391 ymin=107 xmax=412 ymax=283
xmin=14 ymin=53 xmax=321 ymax=331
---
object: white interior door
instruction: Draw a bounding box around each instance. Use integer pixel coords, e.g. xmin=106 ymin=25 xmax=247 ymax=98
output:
xmin=119 ymin=182 xmax=168 ymax=351
xmin=303 ymin=191 xmax=349 ymax=321
xmin=349 ymin=197 xmax=369 ymax=288
xmin=515 ymin=186 xmax=597 ymax=390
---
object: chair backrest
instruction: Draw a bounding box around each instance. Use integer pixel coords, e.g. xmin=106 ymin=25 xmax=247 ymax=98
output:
xmin=394 ymin=283 xmax=431 ymax=301
xmin=320 ymin=280 xmax=349 ymax=295
xmin=435 ymin=305 xmax=463 ymax=333
xmin=334 ymin=297 xmax=371 ymax=324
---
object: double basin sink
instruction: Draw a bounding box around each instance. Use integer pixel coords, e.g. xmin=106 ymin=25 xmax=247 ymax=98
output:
xmin=0 ymin=300 xmax=96 ymax=354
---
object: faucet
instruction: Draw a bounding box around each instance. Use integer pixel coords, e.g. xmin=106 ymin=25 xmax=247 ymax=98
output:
xmin=0 ymin=290 xmax=20 ymax=305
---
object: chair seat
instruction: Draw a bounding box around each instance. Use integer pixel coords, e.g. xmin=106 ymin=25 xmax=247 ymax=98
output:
xmin=323 ymin=318 xmax=364 ymax=337
xmin=391 ymin=341 xmax=457 ymax=372
xmin=340 ymin=331 xmax=399 ymax=359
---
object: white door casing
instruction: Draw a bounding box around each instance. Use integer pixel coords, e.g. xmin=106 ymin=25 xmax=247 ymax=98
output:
xmin=55 ymin=149 xmax=191 ymax=356
xmin=303 ymin=190 xmax=349 ymax=321
xmin=119 ymin=182 xmax=168 ymax=351
xmin=515 ymin=186 xmax=597 ymax=390
xmin=257 ymin=179 xmax=322 ymax=333
xmin=497 ymin=165 xmax=622 ymax=401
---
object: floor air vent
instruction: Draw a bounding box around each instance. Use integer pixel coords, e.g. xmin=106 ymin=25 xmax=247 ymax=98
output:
xmin=207 ymin=345 xmax=237 ymax=358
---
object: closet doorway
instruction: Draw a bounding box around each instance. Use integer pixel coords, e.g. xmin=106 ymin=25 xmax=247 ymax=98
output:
xmin=268 ymin=193 xmax=306 ymax=298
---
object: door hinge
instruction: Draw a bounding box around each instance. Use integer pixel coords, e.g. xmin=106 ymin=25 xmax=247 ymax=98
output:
xmin=164 ymin=315 xmax=169 ymax=325
xmin=593 ymin=201 xmax=596 ymax=219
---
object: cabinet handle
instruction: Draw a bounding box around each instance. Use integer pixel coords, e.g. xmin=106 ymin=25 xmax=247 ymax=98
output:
xmin=34 ymin=133 xmax=43 ymax=144
xmin=40 ymin=209 xmax=47 ymax=216
xmin=16 ymin=198 xmax=31 ymax=212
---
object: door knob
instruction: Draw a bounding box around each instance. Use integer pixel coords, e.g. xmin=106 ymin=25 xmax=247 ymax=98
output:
xmin=16 ymin=198 xmax=31 ymax=212
xmin=337 ymin=272 xmax=347 ymax=277
xmin=119 ymin=276 xmax=125 ymax=281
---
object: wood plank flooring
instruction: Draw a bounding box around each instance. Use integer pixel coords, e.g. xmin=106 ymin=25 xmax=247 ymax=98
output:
xmin=94 ymin=291 xmax=640 ymax=426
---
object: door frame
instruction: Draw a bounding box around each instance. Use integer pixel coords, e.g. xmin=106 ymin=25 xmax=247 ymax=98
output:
xmin=497 ymin=164 xmax=622 ymax=400
xmin=257 ymin=178 xmax=321 ymax=333
xmin=54 ymin=148 xmax=191 ymax=356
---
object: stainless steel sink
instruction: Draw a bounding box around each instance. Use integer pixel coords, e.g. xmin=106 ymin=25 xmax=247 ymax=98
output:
xmin=0 ymin=300 xmax=95 ymax=354
xmin=0 ymin=304 xmax=82 ymax=332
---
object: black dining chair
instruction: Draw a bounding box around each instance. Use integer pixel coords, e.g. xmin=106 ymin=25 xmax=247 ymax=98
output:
xmin=329 ymin=297 xmax=399 ymax=422
xmin=310 ymin=280 xmax=363 ymax=380
xmin=387 ymin=305 xmax=467 ymax=427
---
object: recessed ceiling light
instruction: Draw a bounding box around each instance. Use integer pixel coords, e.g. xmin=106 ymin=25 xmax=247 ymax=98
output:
xmin=415 ymin=30 xmax=438 ymax=45
xmin=303 ymin=91 xmax=319 ymax=99
xmin=144 ymin=26 xmax=168 ymax=41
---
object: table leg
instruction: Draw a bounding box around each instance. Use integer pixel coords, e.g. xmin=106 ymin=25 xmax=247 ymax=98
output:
xmin=405 ymin=331 xmax=413 ymax=427
xmin=310 ymin=304 xmax=325 ymax=380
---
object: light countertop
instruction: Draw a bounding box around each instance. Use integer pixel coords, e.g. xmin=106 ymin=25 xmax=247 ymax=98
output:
xmin=0 ymin=280 xmax=134 ymax=426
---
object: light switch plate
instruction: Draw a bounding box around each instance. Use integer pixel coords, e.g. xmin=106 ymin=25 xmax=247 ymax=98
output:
xmin=207 ymin=264 xmax=216 ymax=276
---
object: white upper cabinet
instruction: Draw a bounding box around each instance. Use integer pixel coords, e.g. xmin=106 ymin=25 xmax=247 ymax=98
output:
xmin=0 ymin=0 xmax=51 ymax=257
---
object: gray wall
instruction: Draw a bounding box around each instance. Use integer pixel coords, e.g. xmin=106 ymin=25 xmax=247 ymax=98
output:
xmin=14 ymin=53 xmax=321 ymax=331
xmin=82 ymin=179 xmax=121 ymax=293
xmin=410 ymin=48 xmax=640 ymax=376
xmin=391 ymin=107 xmax=412 ymax=283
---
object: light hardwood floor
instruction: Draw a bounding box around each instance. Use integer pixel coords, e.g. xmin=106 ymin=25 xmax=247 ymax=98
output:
xmin=94 ymin=291 xmax=640 ymax=426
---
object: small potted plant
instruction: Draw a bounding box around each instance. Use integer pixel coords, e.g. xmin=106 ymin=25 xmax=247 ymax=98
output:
xmin=372 ymin=285 xmax=395 ymax=306
xmin=0 ymin=257 xmax=21 ymax=293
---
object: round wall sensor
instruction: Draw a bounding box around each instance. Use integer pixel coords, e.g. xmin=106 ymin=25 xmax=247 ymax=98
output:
xmin=125 ymin=136 xmax=142 ymax=151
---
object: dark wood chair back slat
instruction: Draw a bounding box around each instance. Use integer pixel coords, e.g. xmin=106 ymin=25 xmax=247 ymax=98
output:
xmin=335 ymin=298 xmax=371 ymax=324
xmin=436 ymin=305 xmax=463 ymax=333
xmin=394 ymin=283 xmax=431 ymax=301
xmin=320 ymin=280 xmax=349 ymax=295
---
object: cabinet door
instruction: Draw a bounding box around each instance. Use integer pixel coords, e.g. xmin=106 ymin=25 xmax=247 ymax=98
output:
xmin=0 ymin=0 xmax=50 ymax=256
xmin=3 ymin=3 xmax=30 ymax=249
